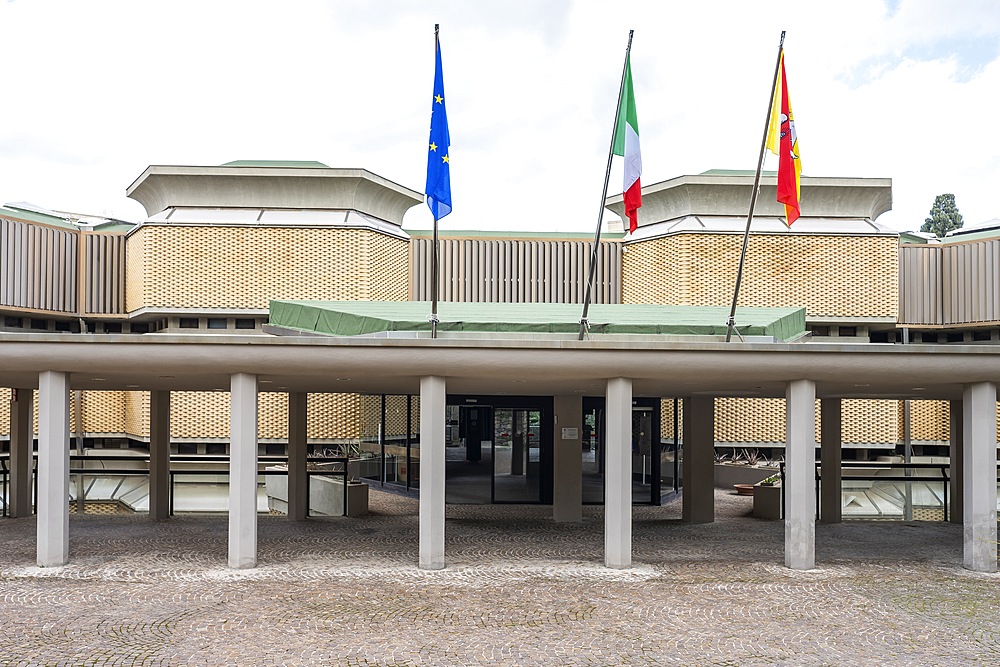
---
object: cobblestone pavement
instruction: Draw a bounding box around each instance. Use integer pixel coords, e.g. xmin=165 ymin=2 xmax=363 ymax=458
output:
xmin=0 ymin=489 xmax=997 ymax=666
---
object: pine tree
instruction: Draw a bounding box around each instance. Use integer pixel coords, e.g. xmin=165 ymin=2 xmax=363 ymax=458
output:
xmin=920 ymin=194 xmax=964 ymax=237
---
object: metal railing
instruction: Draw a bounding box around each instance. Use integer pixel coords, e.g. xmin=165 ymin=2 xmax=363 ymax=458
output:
xmin=1 ymin=453 xmax=350 ymax=518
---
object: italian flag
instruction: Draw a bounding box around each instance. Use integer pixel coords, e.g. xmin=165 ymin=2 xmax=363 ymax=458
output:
xmin=613 ymin=53 xmax=641 ymax=234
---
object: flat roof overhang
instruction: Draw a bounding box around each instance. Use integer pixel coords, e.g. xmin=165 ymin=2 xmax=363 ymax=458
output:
xmin=0 ymin=333 xmax=997 ymax=401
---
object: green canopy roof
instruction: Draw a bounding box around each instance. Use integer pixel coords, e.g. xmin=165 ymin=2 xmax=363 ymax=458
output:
xmin=269 ymin=300 xmax=806 ymax=342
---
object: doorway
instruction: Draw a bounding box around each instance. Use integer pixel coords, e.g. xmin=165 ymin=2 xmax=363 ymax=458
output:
xmin=445 ymin=395 xmax=553 ymax=504
xmin=582 ymin=396 xmax=663 ymax=505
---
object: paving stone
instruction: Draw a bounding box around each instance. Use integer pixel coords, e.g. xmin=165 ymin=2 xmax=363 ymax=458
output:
xmin=0 ymin=489 xmax=997 ymax=666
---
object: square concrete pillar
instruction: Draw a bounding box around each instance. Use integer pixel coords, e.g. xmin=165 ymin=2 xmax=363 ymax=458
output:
xmin=820 ymin=398 xmax=842 ymax=524
xmin=9 ymin=388 xmax=34 ymax=518
xmin=682 ymin=396 xmax=714 ymax=524
xmin=149 ymin=391 xmax=171 ymax=521
xmin=962 ymin=382 xmax=997 ymax=572
xmin=553 ymin=395 xmax=583 ymax=523
xmin=419 ymin=376 xmax=446 ymax=570
xmin=605 ymin=378 xmax=632 ymax=568
xmin=785 ymin=379 xmax=816 ymax=570
xmin=37 ymin=371 xmax=70 ymax=567
xmin=287 ymin=392 xmax=309 ymax=521
xmin=229 ymin=373 xmax=258 ymax=569
xmin=949 ymin=399 xmax=963 ymax=524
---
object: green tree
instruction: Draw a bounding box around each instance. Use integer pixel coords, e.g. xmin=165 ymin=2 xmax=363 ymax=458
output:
xmin=920 ymin=193 xmax=964 ymax=237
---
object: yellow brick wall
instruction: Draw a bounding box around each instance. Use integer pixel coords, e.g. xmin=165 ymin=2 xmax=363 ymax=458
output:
xmin=81 ymin=391 xmax=127 ymax=434
xmin=125 ymin=226 xmax=408 ymax=312
xmin=623 ymin=233 xmax=899 ymax=318
xmin=0 ymin=387 xmax=9 ymax=437
xmin=661 ymin=397 xmax=905 ymax=445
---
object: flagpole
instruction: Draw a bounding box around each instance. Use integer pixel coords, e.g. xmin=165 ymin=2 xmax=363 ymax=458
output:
xmin=579 ymin=30 xmax=634 ymax=341
xmin=725 ymin=30 xmax=785 ymax=343
xmin=431 ymin=23 xmax=441 ymax=339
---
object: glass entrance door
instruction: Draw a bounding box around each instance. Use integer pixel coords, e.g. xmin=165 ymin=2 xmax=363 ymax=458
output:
xmin=492 ymin=408 xmax=542 ymax=503
xmin=445 ymin=395 xmax=553 ymax=504
xmin=582 ymin=396 xmax=662 ymax=505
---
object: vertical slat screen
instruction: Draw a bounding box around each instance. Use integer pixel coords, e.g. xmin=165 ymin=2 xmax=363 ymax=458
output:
xmin=84 ymin=233 xmax=126 ymax=315
xmin=0 ymin=217 xmax=78 ymax=313
xmin=410 ymin=237 xmax=621 ymax=304
xmin=899 ymin=239 xmax=1000 ymax=327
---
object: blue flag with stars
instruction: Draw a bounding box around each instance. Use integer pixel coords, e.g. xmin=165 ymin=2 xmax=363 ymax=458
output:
xmin=425 ymin=33 xmax=451 ymax=220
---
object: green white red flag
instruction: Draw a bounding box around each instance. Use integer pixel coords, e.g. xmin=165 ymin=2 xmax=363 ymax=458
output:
xmin=612 ymin=53 xmax=641 ymax=234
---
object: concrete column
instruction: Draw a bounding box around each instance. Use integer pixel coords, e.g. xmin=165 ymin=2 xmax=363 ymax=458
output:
xmin=228 ymin=373 xmax=258 ymax=569
xmin=149 ymin=391 xmax=170 ymax=521
xmin=9 ymin=388 xmax=34 ymax=518
xmin=949 ymin=399 xmax=963 ymax=525
xmin=962 ymin=382 xmax=997 ymax=572
xmin=682 ymin=396 xmax=714 ymax=524
xmin=820 ymin=398 xmax=842 ymax=524
xmin=552 ymin=395 xmax=583 ymax=523
xmin=785 ymin=379 xmax=816 ymax=570
xmin=419 ymin=376 xmax=446 ymax=570
xmin=37 ymin=371 xmax=70 ymax=567
xmin=605 ymin=378 xmax=632 ymax=569
xmin=287 ymin=392 xmax=308 ymax=521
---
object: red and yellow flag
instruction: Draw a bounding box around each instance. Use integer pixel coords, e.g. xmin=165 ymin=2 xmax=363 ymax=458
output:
xmin=765 ymin=51 xmax=801 ymax=225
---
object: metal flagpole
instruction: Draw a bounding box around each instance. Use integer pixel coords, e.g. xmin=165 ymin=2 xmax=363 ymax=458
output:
xmin=431 ymin=23 xmax=441 ymax=339
xmin=725 ymin=31 xmax=785 ymax=343
xmin=579 ymin=30 xmax=634 ymax=341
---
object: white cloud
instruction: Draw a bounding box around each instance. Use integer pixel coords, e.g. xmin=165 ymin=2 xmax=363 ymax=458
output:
xmin=0 ymin=0 xmax=995 ymax=231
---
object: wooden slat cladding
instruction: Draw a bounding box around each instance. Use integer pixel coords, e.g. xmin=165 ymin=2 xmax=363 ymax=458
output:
xmin=409 ymin=238 xmax=621 ymax=304
xmin=84 ymin=233 xmax=126 ymax=315
xmin=0 ymin=217 xmax=77 ymax=313
xmin=899 ymin=239 xmax=1000 ymax=326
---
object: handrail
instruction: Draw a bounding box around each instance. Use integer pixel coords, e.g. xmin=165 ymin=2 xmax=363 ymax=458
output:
xmin=1 ymin=453 xmax=351 ymax=518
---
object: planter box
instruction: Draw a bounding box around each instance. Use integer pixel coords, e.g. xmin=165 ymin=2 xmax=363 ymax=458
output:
xmin=714 ymin=464 xmax=778 ymax=488
xmin=753 ymin=483 xmax=782 ymax=520
xmin=265 ymin=465 xmax=368 ymax=517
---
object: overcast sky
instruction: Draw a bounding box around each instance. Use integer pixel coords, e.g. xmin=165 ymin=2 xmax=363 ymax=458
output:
xmin=1 ymin=0 xmax=997 ymax=233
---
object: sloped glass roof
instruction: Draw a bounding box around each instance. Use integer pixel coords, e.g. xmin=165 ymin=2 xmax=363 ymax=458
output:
xmin=268 ymin=300 xmax=807 ymax=342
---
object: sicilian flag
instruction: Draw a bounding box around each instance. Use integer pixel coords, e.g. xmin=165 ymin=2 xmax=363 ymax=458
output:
xmin=765 ymin=50 xmax=801 ymax=225
xmin=613 ymin=53 xmax=641 ymax=234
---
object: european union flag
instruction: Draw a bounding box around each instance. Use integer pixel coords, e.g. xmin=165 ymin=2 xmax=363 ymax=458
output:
xmin=425 ymin=32 xmax=451 ymax=220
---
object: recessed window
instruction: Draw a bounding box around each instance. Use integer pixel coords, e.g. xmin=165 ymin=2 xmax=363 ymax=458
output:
xmin=4 ymin=317 xmax=22 ymax=328
xmin=131 ymin=323 xmax=149 ymax=334
xmin=810 ymin=325 xmax=830 ymax=337
xmin=235 ymin=318 xmax=256 ymax=330
xmin=179 ymin=318 xmax=199 ymax=329
xmin=946 ymin=332 xmax=964 ymax=343
xmin=30 ymin=319 xmax=47 ymax=330
xmin=104 ymin=322 xmax=122 ymax=334
xmin=869 ymin=331 xmax=892 ymax=343
xmin=265 ymin=443 xmax=286 ymax=456
xmin=973 ymin=330 xmax=992 ymax=341
xmin=177 ymin=443 xmax=198 ymax=455
xmin=207 ymin=318 xmax=228 ymax=330
xmin=838 ymin=326 xmax=857 ymax=337
xmin=921 ymin=332 xmax=939 ymax=343
xmin=205 ymin=443 xmax=227 ymax=455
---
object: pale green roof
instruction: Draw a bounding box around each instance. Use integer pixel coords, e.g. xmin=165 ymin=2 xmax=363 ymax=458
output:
xmin=269 ymin=300 xmax=806 ymax=341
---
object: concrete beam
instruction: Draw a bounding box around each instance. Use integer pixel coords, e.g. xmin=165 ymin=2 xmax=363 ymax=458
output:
xmin=785 ymin=379 xmax=816 ymax=570
xmin=820 ymin=398 xmax=842 ymax=524
xmin=682 ymin=397 xmax=714 ymax=524
xmin=149 ymin=391 xmax=170 ymax=521
xmin=419 ymin=376 xmax=446 ymax=570
xmin=37 ymin=372 xmax=70 ymax=567
xmin=552 ymin=395 xmax=583 ymax=523
xmin=9 ymin=388 xmax=34 ymax=518
xmin=605 ymin=378 xmax=632 ymax=568
xmin=962 ymin=382 xmax=997 ymax=572
xmin=287 ymin=392 xmax=308 ymax=521
xmin=228 ymin=373 xmax=258 ymax=569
